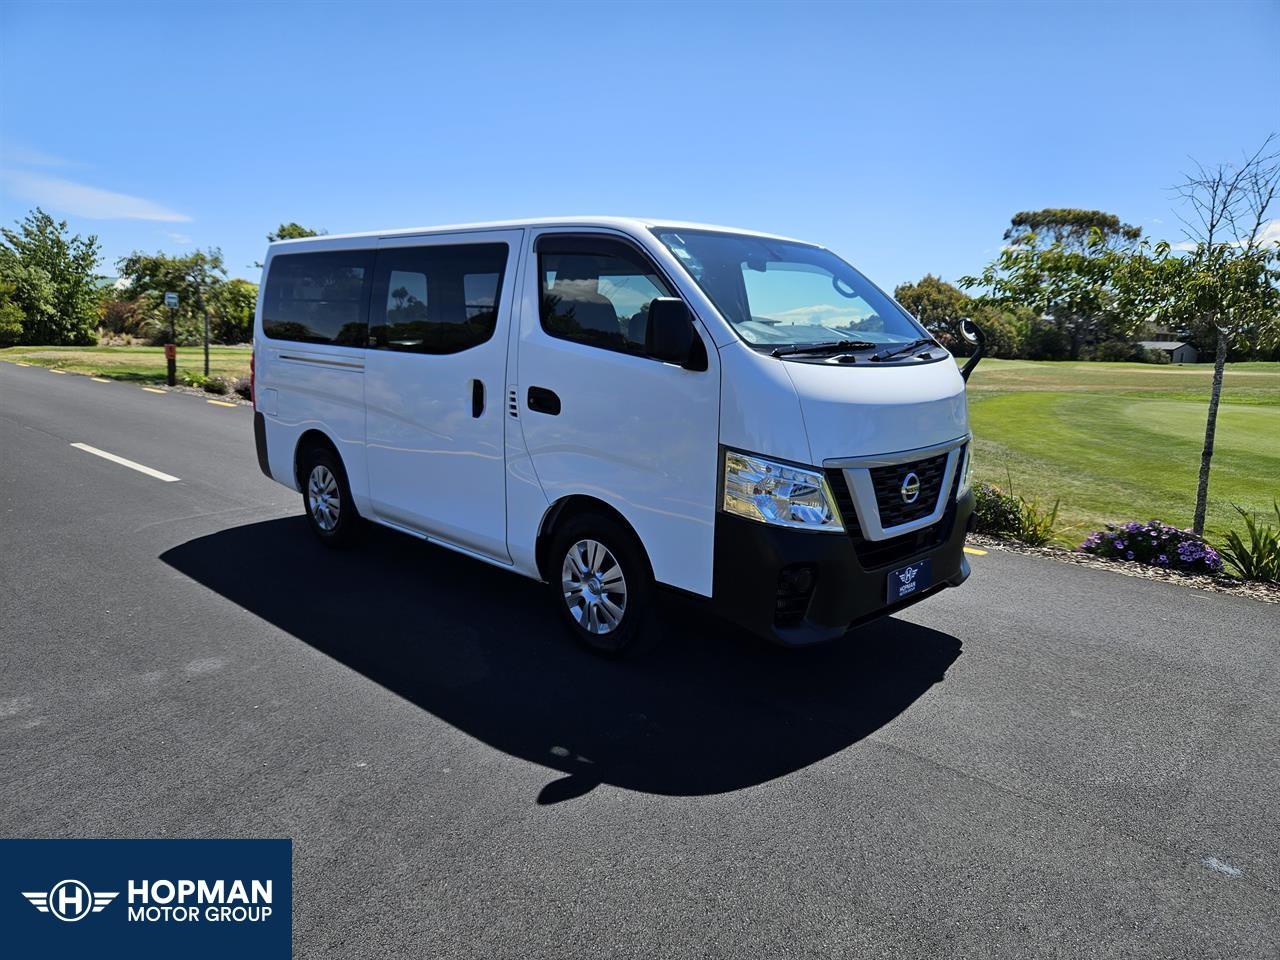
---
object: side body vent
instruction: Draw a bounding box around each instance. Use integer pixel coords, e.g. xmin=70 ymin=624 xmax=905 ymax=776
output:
xmin=507 ymin=387 xmax=519 ymax=419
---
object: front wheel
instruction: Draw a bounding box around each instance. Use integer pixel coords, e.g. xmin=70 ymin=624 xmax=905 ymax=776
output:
xmin=550 ymin=515 xmax=653 ymax=655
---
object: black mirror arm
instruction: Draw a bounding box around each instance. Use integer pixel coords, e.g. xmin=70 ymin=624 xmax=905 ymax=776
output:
xmin=959 ymin=318 xmax=986 ymax=382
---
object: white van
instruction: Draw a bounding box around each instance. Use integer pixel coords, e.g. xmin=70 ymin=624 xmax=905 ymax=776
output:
xmin=251 ymin=218 xmax=981 ymax=652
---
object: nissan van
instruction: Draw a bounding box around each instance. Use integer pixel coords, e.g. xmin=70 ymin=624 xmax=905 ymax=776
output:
xmin=251 ymin=218 xmax=980 ymax=652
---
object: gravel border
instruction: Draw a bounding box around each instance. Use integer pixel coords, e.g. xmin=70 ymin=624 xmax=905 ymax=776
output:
xmin=967 ymin=533 xmax=1280 ymax=604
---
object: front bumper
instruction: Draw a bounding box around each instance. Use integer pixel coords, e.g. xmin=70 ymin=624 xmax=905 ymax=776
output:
xmin=710 ymin=488 xmax=974 ymax=646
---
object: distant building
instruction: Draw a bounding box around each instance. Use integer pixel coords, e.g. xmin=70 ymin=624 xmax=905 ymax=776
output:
xmin=1137 ymin=341 xmax=1198 ymax=363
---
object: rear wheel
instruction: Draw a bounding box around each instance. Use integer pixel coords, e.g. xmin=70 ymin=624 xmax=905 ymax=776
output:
xmin=549 ymin=514 xmax=653 ymax=655
xmin=300 ymin=446 xmax=358 ymax=547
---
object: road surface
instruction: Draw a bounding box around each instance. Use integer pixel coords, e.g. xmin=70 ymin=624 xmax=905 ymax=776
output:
xmin=1 ymin=361 xmax=1276 ymax=958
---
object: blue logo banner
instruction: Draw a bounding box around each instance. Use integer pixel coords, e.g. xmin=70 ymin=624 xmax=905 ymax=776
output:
xmin=0 ymin=839 xmax=292 ymax=959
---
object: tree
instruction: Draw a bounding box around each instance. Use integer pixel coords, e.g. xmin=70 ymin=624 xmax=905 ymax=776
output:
xmin=0 ymin=280 xmax=25 ymax=345
xmin=0 ymin=208 xmax=101 ymax=345
xmin=894 ymin=273 xmax=1029 ymax=357
xmin=959 ymin=233 xmax=1125 ymax=359
xmin=894 ymin=274 xmax=971 ymax=351
xmin=1111 ymin=137 xmax=1280 ymax=534
xmin=211 ymin=278 xmax=258 ymax=343
xmin=116 ymin=249 xmax=228 ymax=357
xmin=267 ymin=222 xmax=325 ymax=243
xmin=254 ymin=223 xmax=326 ymax=268
xmin=1004 ymin=209 xmax=1140 ymax=252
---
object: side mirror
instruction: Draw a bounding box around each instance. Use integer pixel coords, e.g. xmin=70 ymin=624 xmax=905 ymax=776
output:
xmin=645 ymin=298 xmax=707 ymax=371
xmin=959 ymin=317 xmax=986 ymax=382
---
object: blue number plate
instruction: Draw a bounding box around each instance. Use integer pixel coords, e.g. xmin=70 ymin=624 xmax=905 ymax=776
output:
xmin=887 ymin=558 xmax=931 ymax=603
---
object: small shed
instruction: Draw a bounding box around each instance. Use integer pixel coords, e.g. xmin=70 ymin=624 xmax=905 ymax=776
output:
xmin=1137 ymin=341 xmax=1198 ymax=364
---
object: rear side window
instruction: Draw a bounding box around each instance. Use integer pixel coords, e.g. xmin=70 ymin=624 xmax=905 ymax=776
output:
xmin=537 ymin=235 xmax=673 ymax=356
xmin=369 ymin=243 xmax=508 ymax=354
xmin=262 ymin=251 xmax=373 ymax=346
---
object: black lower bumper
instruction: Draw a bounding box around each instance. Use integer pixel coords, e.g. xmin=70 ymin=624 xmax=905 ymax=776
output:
xmin=710 ymin=489 xmax=974 ymax=646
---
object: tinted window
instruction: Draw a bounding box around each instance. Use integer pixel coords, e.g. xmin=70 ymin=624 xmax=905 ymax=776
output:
xmin=262 ymin=251 xmax=372 ymax=346
xmin=537 ymin=235 xmax=672 ymax=355
xmin=370 ymin=244 xmax=508 ymax=354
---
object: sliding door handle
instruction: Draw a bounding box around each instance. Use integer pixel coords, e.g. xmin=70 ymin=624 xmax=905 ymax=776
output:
xmin=471 ymin=379 xmax=485 ymax=418
xmin=527 ymin=386 xmax=561 ymax=416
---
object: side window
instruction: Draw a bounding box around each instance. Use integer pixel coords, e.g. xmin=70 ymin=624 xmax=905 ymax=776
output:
xmin=537 ymin=235 xmax=673 ymax=355
xmin=262 ymin=251 xmax=372 ymax=346
xmin=370 ymin=243 xmax=508 ymax=354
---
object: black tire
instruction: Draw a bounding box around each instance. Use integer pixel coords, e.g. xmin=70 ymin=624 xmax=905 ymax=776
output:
xmin=549 ymin=513 xmax=654 ymax=655
xmin=299 ymin=445 xmax=359 ymax=548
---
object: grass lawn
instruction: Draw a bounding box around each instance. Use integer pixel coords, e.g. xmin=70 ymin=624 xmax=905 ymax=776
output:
xmin=966 ymin=360 xmax=1280 ymax=546
xmin=0 ymin=344 xmax=252 ymax=383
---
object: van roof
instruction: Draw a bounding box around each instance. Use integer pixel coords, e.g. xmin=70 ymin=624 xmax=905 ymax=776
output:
xmin=266 ymin=216 xmax=810 ymax=250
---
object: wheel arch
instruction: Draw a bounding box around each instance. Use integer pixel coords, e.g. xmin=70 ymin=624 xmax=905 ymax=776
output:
xmin=535 ymin=495 xmax=652 ymax=582
xmin=293 ymin=428 xmax=342 ymax=492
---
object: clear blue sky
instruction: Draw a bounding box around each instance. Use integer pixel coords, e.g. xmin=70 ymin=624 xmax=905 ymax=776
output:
xmin=2 ymin=0 xmax=1277 ymax=287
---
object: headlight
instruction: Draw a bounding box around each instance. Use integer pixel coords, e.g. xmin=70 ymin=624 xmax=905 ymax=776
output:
xmin=958 ymin=442 xmax=973 ymax=496
xmin=722 ymin=450 xmax=844 ymax=531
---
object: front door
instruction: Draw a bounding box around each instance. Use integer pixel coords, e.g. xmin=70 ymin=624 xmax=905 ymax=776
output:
xmin=363 ymin=230 xmax=522 ymax=561
xmin=514 ymin=230 xmax=721 ymax=595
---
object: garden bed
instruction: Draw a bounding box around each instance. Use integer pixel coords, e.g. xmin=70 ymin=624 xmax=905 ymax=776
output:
xmin=967 ymin=533 xmax=1280 ymax=604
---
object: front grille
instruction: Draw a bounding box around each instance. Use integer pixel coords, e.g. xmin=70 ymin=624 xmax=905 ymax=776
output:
xmin=825 ymin=451 xmax=962 ymax=571
xmin=869 ymin=453 xmax=948 ymax=528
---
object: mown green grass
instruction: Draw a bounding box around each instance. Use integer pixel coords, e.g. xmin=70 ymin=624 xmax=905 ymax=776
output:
xmin=0 ymin=344 xmax=252 ymax=383
xmin=965 ymin=360 xmax=1280 ymax=546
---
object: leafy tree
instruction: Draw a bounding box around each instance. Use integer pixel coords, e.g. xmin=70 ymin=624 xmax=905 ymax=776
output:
xmin=1108 ymin=136 xmax=1280 ymax=534
xmin=894 ymin=274 xmax=970 ymax=350
xmin=211 ymin=278 xmax=258 ymax=343
xmin=267 ymin=222 xmax=325 ymax=242
xmin=254 ymin=223 xmax=326 ymax=269
xmin=1110 ymin=142 xmax=1280 ymax=533
xmin=0 ymin=208 xmax=101 ymax=344
xmin=960 ymin=229 xmax=1128 ymax=359
xmin=1004 ymin=209 xmax=1140 ymax=252
xmin=0 ymin=280 xmax=25 ymax=345
xmin=116 ymin=248 xmax=227 ymax=348
xmin=894 ymin=274 xmax=1028 ymax=357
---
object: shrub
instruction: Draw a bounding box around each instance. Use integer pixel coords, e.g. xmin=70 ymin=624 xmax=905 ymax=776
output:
xmin=180 ymin=370 xmax=208 ymax=389
xmin=1219 ymin=503 xmax=1280 ymax=583
xmin=203 ymin=376 xmax=229 ymax=395
xmin=1093 ymin=340 xmax=1138 ymax=362
xmin=973 ymin=480 xmax=1059 ymax=546
xmin=232 ymin=376 xmax=252 ymax=401
xmin=1081 ymin=521 xmax=1223 ymax=575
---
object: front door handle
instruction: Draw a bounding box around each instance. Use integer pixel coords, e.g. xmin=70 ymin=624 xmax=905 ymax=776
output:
xmin=527 ymin=386 xmax=561 ymax=416
xmin=471 ymin=379 xmax=485 ymax=418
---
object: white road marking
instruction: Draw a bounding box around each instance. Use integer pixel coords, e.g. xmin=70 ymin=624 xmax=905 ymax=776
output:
xmin=141 ymin=387 xmax=167 ymax=394
xmin=206 ymin=399 xmax=237 ymax=408
xmin=91 ymin=377 xmax=111 ymax=383
xmin=70 ymin=443 xmax=180 ymax=482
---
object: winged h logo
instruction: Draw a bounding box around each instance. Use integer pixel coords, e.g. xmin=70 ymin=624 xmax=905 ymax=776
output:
xmin=22 ymin=879 xmax=118 ymax=922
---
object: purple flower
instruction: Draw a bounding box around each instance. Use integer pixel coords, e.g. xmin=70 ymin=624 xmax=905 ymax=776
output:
xmin=1157 ymin=554 xmax=1168 ymax=565
xmin=1126 ymin=551 xmax=1135 ymax=559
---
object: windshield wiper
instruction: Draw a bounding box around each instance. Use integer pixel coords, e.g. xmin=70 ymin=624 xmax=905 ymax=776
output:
xmin=771 ymin=340 xmax=877 ymax=358
xmin=869 ymin=338 xmax=938 ymax=362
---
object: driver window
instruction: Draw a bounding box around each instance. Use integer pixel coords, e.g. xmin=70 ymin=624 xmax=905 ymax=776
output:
xmin=538 ymin=235 xmax=673 ymax=355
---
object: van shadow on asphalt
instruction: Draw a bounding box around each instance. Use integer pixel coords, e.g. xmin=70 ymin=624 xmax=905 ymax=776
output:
xmin=161 ymin=517 xmax=961 ymax=804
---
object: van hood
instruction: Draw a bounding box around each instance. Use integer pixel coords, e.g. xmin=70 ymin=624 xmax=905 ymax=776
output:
xmin=782 ymin=358 xmax=968 ymax=463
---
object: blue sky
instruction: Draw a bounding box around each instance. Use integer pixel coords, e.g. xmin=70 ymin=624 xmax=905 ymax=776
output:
xmin=2 ymin=0 xmax=1277 ymax=287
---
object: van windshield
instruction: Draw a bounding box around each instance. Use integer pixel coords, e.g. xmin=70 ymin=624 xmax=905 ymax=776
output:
xmin=654 ymin=229 xmax=925 ymax=349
